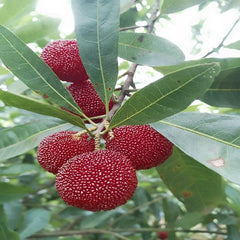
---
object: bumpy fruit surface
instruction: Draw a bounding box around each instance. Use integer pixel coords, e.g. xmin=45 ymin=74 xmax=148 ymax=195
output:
xmin=105 ymin=125 xmax=173 ymax=170
xmin=158 ymin=231 xmax=168 ymax=239
xmin=66 ymin=80 xmax=114 ymax=123
xmin=56 ymin=150 xmax=138 ymax=211
xmin=40 ymin=39 xmax=88 ymax=83
xmin=37 ymin=131 xmax=95 ymax=174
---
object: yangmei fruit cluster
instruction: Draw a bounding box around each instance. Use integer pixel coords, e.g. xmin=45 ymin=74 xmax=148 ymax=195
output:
xmin=37 ymin=40 xmax=173 ymax=211
xmin=40 ymin=39 xmax=113 ymax=122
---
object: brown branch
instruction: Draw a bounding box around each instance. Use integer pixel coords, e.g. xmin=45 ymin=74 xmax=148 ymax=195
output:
xmin=202 ymin=16 xmax=240 ymax=58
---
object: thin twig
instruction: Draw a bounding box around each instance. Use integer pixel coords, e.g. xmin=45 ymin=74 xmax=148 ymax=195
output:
xmin=120 ymin=25 xmax=149 ymax=31
xmin=202 ymin=16 xmax=240 ymax=58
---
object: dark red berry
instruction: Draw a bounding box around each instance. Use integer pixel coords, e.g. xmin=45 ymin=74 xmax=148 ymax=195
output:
xmin=105 ymin=125 xmax=173 ymax=170
xmin=37 ymin=131 xmax=95 ymax=174
xmin=66 ymin=80 xmax=114 ymax=123
xmin=158 ymin=231 xmax=168 ymax=239
xmin=41 ymin=39 xmax=88 ymax=83
xmin=56 ymin=150 xmax=138 ymax=211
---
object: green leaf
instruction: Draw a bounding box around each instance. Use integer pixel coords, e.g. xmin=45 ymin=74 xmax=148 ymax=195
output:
xmin=154 ymin=57 xmax=240 ymax=75
xmin=175 ymin=212 xmax=203 ymax=229
xmin=0 ymin=117 xmax=76 ymax=161
xmin=157 ymin=147 xmax=225 ymax=213
xmin=109 ymin=63 xmax=220 ymax=128
xmin=71 ymin=0 xmax=119 ymax=107
xmin=0 ymin=164 xmax=37 ymax=176
xmin=160 ymin=0 xmax=206 ymax=14
xmin=0 ymin=90 xmax=85 ymax=128
xmin=0 ymin=183 xmax=31 ymax=203
xmin=0 ymin=205 xmax=20 ymax=240
xmin=15 ymin=16 xmax=60 ymax=43
xmin=201 ymin=66 xmax=240 ymax=109
xmin=0 ymin=0 xmax=36 ymax=26
xmin=3 ymin=201 xmax=23 ymax=230
xmin=118 ymin=32 xmax=185 ymax=66
xmin=0 ymin=25 xmax=85 ymax=118
xmin=18 ymin=208 xmax=51 ymax=239
xmin=152 ymin=112 xmax=240 ymax=184
xmin=225 ymin=40 xmax=240 ymax=50
xmin=155 ymin=58 xmax=240 ymax=109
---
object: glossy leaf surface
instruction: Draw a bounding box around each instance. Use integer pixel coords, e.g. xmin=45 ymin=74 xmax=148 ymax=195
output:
xmin=152 ymin=112 xmax=240 ymax=184
xmin=110 ymin=63 xmax=220 ymax=128
xmin=72 ymin=0 xmax=119 ymax=107
xmin=118 ymin=32 xmax=185 ymax=66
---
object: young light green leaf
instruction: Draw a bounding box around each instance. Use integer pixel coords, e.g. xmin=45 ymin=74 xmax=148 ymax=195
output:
xmin=15 ymin=16 xmax=60 ymax=43
xmin=71 ymin=0 xmax=119 ymax=108
xmin=18 ymin=208 xmax=51 ymax=239
xmin=120 ymin=0 xmax=135 ymax=13
xmin=110 ymin=63 xmax=220 ymax=128
xmin=157 ymin=147 xmax=225 ymax=213
xmin=0 ymin=118 xmax=76 ymax=161
xmin=0 ymin=183 xmax=32 ymax=203
xmin=0 ymin=90 xmax=85 ymax=128
xmin=0 ymin=25 xmax=85 ymax=117
xmin=225 ymin=40 xmax=240 ymax=50
xmin=152 ymin=112 xmax=240 ymax=184
xmin=0 ymin=0 xmax=35 ymax=26
xmin=118 ymin=32 xmax=185 ymax=66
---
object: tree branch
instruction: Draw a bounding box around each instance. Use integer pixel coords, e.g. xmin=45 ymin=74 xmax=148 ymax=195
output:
xmin=202 ymin=16 xmax=240 ymax=58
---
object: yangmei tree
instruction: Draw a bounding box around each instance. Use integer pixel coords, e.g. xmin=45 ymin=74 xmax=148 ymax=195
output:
xmin=0 ymin=0 xmax=240 ymax=239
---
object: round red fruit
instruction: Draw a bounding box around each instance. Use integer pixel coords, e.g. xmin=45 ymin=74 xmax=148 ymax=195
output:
xmin=56 ymin=150 xmax=138 ymax=211
xmin=66 ymin=80 xmax=114 ymax=123
xmin=105 ymin=125 xmax=173 ymax=170
xmin=37 ymin=131 xmax=95 ymax=174
xmin=41 ymin=39 xmax=88 ymax=83
xmin=158 ymin=231 xmax=168 ymax=239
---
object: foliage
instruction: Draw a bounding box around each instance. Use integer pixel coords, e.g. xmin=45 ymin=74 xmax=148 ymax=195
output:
xmin=0 ymin=0 xmax=240 ymax=239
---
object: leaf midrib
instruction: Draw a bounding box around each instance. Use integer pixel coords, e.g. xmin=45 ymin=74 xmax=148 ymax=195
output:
xmin=160 ymin=120 xmax=240 ymax=149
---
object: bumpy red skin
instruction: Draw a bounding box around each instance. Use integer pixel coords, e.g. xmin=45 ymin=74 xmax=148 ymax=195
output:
xmin=56 ymin=150 xmax=138 ymax=211
xmin=40 ymin=39 xmax=88 ymax=83
xmin=66 ymin=80 xmax=114 ymax=123
xmin=37 ymin=131 xmax=95 ymax=174
xmin=105 ymin=125 xmax=173 ymax=170
xmin=158 ymin=231 xmax=168 ymax=239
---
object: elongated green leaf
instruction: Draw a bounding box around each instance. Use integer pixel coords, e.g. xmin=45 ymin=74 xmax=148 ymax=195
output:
xmin=118 ymin=32 xmax=185 ymax=66
xmin=110 ymin=63 xmax=220 ymax=128
xmin=0 ymin=0 xmax=36 ymax=26
xmin=160 ymin=0 xmax=206 ymax=14
xmin=201 ymin=66 xmax=240 ymax=109
xmin=71 ymin=0 xmax=119 ymax=107
xmin=156 ymin=58 xmax=240 ymax=109
xmin=0 ymin=164 xmax=38 ymax=176
xmin=152 ymin=112 xmax=240 ymax=184
xmin=225 ymin=40 xmax=240 ymax=50
xmin=157 ymin=147 xmax=225 ymax=213
xmin=18 ymin=208 xmax=50 ymax=239
xmin=0 ymin=25 xmax=85 ymax=118
xmin=0 ymin=205 xmax=20 ymax=240
xmin=15 ymin=16 xmax=60 ymax=43
xmin=154 ymin=58 xmax=240 ymax=75
xmin=0 ymin=183 xmax=31 ymax=203
xmin=0 ymin=118 xmax=76 ymax=161
xmin=0 ymin=90 xmax=85 ymax=128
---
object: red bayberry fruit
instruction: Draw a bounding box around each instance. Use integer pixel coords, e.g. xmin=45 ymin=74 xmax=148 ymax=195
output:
xmin=56 ymin=150 xmax=138 ymax=211
xmin=37 ymin=131 xmax=95 ymax=174
xmin=66 ymin=80 xmax=114 ymax=123
xmin=105 ymin=125 xmax=173 ymax=170
xmin=40 ymin=39 xmax=88 ymax=83
xmin=158 ymin=231 xmax=168 ymax=239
